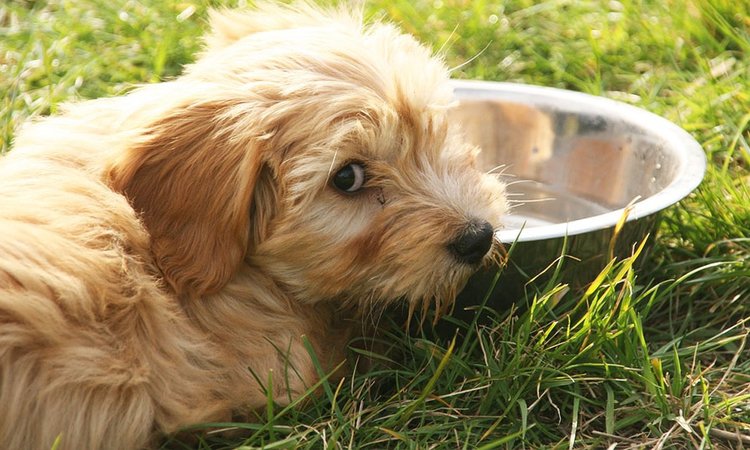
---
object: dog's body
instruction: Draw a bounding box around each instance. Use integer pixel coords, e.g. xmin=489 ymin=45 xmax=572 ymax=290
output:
xmin=0 ymin=3 xmax=506 ymax=449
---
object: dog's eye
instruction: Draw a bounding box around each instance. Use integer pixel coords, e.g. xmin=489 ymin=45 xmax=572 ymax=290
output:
xmin=332 ymin=162 xmax=366 ymax=193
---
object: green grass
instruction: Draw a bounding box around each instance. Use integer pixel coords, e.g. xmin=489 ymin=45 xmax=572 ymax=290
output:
xmin=3 ymin=0 xmax=750 ymax=448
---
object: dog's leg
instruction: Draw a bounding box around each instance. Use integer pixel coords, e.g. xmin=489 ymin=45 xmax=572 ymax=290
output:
xmin=0 ymin=264 xmax=230 ymax=449
xmin=0 ymin=293 xmax=234 ymax=450
xmin=0 ymin=295 xmax=157 ymax=450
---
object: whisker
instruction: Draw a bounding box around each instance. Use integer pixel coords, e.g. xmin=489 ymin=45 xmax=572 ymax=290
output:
xmin=485 ymin=164 xmax=508 ymax=175
xmin=507 ymin=202 xmax=523 ymax=212
xmin=504 ymin=179 xmax=536 ymax=187
xmin=448 ymin=41 xmax=493 ymax=73
xmin=509 ymin=197 xmax=554 ymax=204
xmin=436 ymin=22 xmax=460 ymax=57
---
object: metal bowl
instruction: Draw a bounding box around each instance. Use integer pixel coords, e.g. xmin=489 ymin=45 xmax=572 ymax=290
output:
xmin=451 ymin=80 xmax=706 ymax=308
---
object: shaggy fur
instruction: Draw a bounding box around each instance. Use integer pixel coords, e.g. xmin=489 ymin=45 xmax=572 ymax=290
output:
xmin=0 ymin=3 xmax=507 ymax=449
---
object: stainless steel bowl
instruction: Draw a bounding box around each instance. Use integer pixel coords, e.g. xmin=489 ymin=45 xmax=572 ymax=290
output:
xmin=451 ymin=80 xmax=706 ymax=308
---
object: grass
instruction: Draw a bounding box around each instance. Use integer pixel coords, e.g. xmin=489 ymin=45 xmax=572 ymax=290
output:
xmin=2 ymin=0 xmax=750 ymax=448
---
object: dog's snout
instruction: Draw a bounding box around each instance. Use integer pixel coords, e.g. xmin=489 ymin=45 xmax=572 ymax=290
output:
xmin=448 ymin=220 xmax=494 ymax=265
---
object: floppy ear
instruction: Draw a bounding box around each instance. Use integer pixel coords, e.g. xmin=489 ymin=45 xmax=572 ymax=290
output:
xmin=108 ymin=101 xmax=267 ymax=298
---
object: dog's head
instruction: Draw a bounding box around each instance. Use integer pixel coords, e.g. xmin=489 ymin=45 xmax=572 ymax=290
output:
xmin=108 ymin=2 xmax=506 ymax=314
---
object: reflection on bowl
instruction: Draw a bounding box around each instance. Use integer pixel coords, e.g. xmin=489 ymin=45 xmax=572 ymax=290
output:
xmin=450 ymin=80 xmax=705 ymax=308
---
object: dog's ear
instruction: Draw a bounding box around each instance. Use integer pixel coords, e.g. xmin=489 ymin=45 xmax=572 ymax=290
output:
xmin=204 ymin=3 xmax=362 ymax=51
xmin=108 ymin=101 xmax=270 ymax=298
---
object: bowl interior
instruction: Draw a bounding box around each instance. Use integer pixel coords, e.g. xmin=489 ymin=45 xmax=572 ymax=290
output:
xmin=449 ymin=81 xmax=705 ymax=243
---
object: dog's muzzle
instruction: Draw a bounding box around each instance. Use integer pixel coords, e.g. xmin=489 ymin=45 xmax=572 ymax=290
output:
xmin=448 ymin=219 xmax=494 ymax=265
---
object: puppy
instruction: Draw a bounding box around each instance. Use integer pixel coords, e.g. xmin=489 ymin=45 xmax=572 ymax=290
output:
xmin=0 ymin=2 xmax=507 ymax=449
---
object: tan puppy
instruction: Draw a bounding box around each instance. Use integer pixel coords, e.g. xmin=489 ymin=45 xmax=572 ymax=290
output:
xmin=0 ymin=2 xmax=506 ymax=449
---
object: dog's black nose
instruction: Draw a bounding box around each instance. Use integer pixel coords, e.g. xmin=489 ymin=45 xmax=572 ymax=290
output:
xmin=448 ymin=219 xmax=495 ymax=265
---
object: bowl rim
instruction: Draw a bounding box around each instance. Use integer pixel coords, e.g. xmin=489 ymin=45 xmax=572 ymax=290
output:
xmin=451 ymin=79 xmax=707 ymax=244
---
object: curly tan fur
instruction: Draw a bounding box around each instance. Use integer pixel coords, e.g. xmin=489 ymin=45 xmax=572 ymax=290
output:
xmin=0 ymin=3 xmax=506 ymax=449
